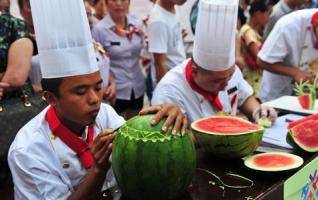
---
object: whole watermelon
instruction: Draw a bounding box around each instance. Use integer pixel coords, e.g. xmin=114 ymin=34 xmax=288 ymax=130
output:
xmin=112 ymin=115 xmax=196 ymax=200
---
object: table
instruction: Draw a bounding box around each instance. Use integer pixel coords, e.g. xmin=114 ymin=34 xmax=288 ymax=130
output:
xmin=101 ymin=148 xmax=316 ymax=200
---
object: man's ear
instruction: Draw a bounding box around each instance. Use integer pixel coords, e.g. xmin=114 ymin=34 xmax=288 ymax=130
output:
xmin=43 ymin=91 xmax=58 ymax=106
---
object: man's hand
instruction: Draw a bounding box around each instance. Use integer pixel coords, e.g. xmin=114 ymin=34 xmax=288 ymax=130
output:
xmin=103 ymin=76 xmax=116 ymax=101
xmin=90 ymin=132 xmax=116 ymax=173
xmin=139 ymin=104 xmax=188 ymax=136
xmin=293 ymin=70 xmax=315 ymax=83
xmin=252 ymin=105 xmax=277 ymax=123
xmin=0 ymin=82 xmax=10 ymax=97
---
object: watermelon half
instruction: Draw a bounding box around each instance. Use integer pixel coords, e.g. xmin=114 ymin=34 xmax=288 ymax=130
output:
xmin=244 ymin=152 xmax=303 ymax=172
xmin=191 ymin=116 xmax=264 ymax=159
xmin=288 ymin=115 xmax=318 ymax=152
xmin=112 ymin=115 xmax=196 ymax=200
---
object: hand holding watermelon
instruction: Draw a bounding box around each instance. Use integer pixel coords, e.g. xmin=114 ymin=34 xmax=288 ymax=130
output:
xmin=252 ymin=105 xmax=277 ymax=127
xmin=139 ymin=103 xmax=189 ymax=136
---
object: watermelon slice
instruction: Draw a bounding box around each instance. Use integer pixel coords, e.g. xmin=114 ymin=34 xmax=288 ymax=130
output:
xmin=297 ymin=94 xmax=311 ymax=110
xmin=288 ymin=119 xmax=318 ymax=152
xmin=287 ymin=113 xmax=318 ymax=129
xmin=191 ymin=116 xmax=264 ymax=159
xmin=244 ymin=152 xmax=304 ymax=171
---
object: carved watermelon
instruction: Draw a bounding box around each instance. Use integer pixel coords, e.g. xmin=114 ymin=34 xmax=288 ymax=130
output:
xmin=191 ymin=116 xmax=264 ymax=159
xmin=297 ymin=94 xmax=312 ymax=110
xmin=288 ymin=114 xmax=318 ymax=152
xmin=112 ymin=115 xmax=196 ymax=200
xmin=244 ymin=152 xmax=303 ymax=171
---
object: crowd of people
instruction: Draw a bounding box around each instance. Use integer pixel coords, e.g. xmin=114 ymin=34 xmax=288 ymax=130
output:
xmin=0 ymin=0 xmax=318 ymax=199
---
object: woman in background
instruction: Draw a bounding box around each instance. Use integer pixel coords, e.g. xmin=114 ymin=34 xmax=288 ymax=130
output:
xmin=93 ymin=0 xmax=145 ymax=119
xmin=239 ymin=0 xmax=270 ymax=98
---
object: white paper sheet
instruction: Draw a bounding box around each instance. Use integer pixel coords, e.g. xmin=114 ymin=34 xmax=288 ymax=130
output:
xmin=261 ymin=114 xmax=305 ymax=149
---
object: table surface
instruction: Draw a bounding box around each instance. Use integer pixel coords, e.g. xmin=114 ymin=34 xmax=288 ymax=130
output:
xmin=100 ymin=147 xmax=316 ymax=200
xmin=101 ymin=112 xmax=317 ymax=200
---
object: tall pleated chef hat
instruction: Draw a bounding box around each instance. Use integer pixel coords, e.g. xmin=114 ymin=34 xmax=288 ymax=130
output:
xmin=30 ymin=0 xmax=98 ymax=78
xmin=193 ymin=0 xmax=238 ymax=71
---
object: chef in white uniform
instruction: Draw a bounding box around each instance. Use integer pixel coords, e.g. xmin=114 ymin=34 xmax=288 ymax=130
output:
xmin=8 ymin=0 xmax=188 ymax=199
xmin=257 ymin=9 xmax=318 ymax=102
xmin=152 ymin=0 xmax=277 ymax=124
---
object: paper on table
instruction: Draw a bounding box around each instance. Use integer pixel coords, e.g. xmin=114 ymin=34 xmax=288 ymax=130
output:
xmin=261 ymin=114 xmax=304 ymax=149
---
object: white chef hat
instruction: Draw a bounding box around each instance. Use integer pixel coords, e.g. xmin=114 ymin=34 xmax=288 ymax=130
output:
xmin=30 ymin=0 xmax=98 ymax=78
xmin=193 ymin=0 xmax=238 ymax=71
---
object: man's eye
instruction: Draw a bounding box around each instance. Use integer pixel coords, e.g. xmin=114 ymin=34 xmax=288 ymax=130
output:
xmin=95 ymin=84 xmax=102 ymax=91
xmin=75 ymin=89 xmax=86 ymax=95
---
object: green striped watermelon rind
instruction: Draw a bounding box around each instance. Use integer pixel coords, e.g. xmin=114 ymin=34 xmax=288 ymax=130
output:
xmin=112 ymin=115 xmax=196 ymax=200
xmin=244 ymin=152 xmax=304 ymax=172
xmin=191 ymin=116 xmax=264 ymax=159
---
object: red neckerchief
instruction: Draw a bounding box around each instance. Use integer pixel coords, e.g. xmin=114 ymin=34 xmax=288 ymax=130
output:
xmin=46 ymin=106 xmax=94 ymax=169
xmin=185 ymin=59 xmax=223 ymax=111
xmin=311 ymin=11 xmax=318 ymax=50
xmin=113 ymin=24 xmax=144 ymax=41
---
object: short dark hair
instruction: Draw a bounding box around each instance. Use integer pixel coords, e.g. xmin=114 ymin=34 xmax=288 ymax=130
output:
xmin=249 ymin=0 xmax=268 ymax=16
xmin=41 ymin=78 xmax=64 ymax=98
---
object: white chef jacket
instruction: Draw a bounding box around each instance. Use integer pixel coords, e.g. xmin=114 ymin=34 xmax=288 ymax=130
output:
xmin=151 ymin=59 xmax=253 ymax=123
xmin=8 ymin=104 xmax=125 ymax=200
xmin=258 ymin=9 xmax=318 ymax=102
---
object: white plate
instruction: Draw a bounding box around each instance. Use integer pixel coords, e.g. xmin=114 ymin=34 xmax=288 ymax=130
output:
xmin=262 ymin=96 xmax=318 ymax=115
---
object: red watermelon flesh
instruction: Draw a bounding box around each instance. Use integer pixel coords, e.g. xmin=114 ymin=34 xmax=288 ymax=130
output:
xmin=194 ymin=117 xmax=260 ymax=134
xmin=297 ymin=95 xmax=311 ymax=110
xmin=252 ymin=154 xmax=295 ymax=168
xmin=287 ymin=113 xmax=318 ymax=129
xmin=290 ymin=119 xmax=318 ymax=150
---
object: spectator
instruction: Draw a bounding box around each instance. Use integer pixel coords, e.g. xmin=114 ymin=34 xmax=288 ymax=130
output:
xmin=239 ymin=0 xmax=270 ymax=97
xmin=263 ymin=0 xmax=309 ymax=39
xmin=0 ymin=2 xmax=33 ymax=98
xmin=148 ymin=0 xmax=187 ymax=84
xmin=257 ymin=9 xmax=318 ymax=102
xmin=17 ymin=0 xmax=42 ymax=93
xmin=92 ymin=0 xmax=108 ymax=22
xmin=85 ymin=0 xmax=116 ymax=103
xmin=92 ymin=0 xmax=145 ymax=119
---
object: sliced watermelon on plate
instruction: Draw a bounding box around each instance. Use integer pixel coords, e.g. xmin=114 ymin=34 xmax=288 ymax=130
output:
xmin=244 ymin=152 xmax=303 ymax=172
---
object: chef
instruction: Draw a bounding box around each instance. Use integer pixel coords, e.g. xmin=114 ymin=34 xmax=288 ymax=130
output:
xmin=257 ymin=9 xmax=318 ymax=102
xmin=152 ymin=0 xmax=277 ymax=124
xmin=8 ymin=0 xmax=188 ymax=199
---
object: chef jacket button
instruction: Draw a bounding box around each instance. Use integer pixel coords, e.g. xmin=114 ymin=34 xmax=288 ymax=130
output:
xmin=63 ymin=163 xmax=70 ymax=169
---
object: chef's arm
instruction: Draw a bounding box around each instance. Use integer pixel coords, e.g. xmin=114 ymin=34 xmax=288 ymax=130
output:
xmin=256 ymin=57 xmax=315 ymax=83
xmin=239 ymin=96 xmax=260 ymax=120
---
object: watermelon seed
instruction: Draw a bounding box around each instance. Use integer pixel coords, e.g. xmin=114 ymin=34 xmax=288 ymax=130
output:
xmin=208 ymin=181 xmax=216 ymax=185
